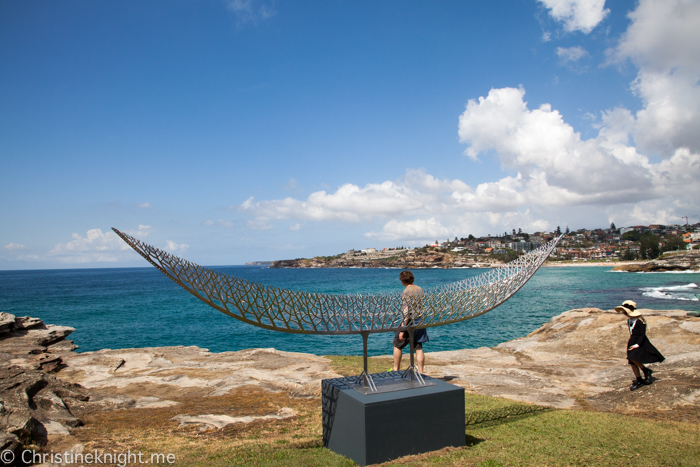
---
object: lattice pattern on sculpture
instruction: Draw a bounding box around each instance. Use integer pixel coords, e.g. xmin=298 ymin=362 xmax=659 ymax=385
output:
xmin=113 ymin=228 xmax=561 ymax=335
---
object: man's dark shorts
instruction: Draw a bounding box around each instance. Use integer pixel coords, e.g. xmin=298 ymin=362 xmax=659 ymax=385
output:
xmin=393 ymin=329 xmax=427 ymax=350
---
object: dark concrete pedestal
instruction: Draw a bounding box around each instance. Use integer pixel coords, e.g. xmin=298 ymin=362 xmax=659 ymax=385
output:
xmin=322 ymin=373 xmax=465 ymax=466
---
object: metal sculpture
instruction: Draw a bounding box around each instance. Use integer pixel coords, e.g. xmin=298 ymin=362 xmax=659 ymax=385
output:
xmin=113 ymin=228 xmax=561 ymax=391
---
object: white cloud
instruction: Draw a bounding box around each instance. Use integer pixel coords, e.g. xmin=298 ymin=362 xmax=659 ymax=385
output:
xmin=365 ymin=218 xmax=450 ymax=242
xmin=4 ymin=243 xmax=26 ymax=250
xmin=539 ymin=0 xmax=609 ymax=33
xmin=165 ymin=240 xmax=189 ymax=253
xmin=289 ymin=223 xmax=301 ymax=231
xmin=607 ymin=0 xmax=700 ymax=156
xmin=49 ymin=228 xmax=131 ymax=263
xmin=239 ymin=180 xmax=426 ymax=223
xmin=457 ymin=87 xmax=653 ymax=197
xmin=134 ymin=202 xmax=152 ymax=208
xmin=227 ymin=0 xmax=276 ymax=25
xmin=556 ymin=46 xmax=588 ymax=62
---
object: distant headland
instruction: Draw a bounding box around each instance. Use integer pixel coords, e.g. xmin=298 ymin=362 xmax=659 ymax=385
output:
xmin=265 ymin=222 xmax=700 ymax=269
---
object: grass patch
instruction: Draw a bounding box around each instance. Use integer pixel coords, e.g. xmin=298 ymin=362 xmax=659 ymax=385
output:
xmin=327 ymin=355 xmax=395 ymax=376
xmin=67 ymin=382 xmax=700 ymax=466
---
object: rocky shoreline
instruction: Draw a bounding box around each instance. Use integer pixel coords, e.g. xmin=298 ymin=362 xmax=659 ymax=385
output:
xmin=612 ymin=251 xmax=700 ymax=272
xmin=2 ymin=307 xmax=699 ymax=462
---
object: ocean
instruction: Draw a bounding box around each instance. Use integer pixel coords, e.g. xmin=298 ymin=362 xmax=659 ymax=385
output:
xmin=0 ymin=266 xmax=698 ymax=356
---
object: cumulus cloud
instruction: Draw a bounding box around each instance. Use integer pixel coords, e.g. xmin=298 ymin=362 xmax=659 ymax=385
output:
xmin=458 ymin=86 xmax=654 ymax=197
xmin=238 ymin=180 xmax=427 ymax=223
xmin=165 ymin=240 xmax=189 ymax=253
xmin=4 ymin=243 xmax=26 ymax=250
xmin=539 ymin=0 xmax=609 ymax=33
xmin=44 ymin=225 xmax=156 ymax=263
xmin=49 ymin=228 xmax=131 ymax=263
xmin=365 ymin=218 xmax=450 ymax=242
xmin=607 ymin=0 xmax=700 ymax=156
xmin=289 ymin=223 xmax=301 ymax=231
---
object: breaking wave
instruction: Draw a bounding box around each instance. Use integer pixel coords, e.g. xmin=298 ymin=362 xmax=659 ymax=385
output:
xmin=640 ymin=283 xmax=699 ymax=301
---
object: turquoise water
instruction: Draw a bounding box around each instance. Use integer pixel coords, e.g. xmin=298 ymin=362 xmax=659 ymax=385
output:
xmin=0 ymin=266 xmax=698 ymax=356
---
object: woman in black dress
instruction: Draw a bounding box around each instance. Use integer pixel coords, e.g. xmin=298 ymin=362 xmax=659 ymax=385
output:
xmin=615 ymin=300 xmax=665 ymax=391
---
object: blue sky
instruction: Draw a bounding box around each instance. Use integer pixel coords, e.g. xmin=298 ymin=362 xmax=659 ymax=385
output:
xmin=2 ymin=0 xmax=699 ymax=269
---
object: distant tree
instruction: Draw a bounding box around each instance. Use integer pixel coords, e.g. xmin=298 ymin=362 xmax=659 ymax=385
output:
xmin=518 ymin=227 xmax=522 ymax=234
xmin=454 ymin=236 xmax=458 ymax=242
xmin=610 ymin=222 xmax=617 ymax=231
xmin=622 ymin=249 xmax=637 ymax=261
xmin=565 ymin=226 xmax=570 ymax=234
xmin=468 ymin=234 xmax=475 ymax=240
xmin=512 ymin=228 xmax=516 ymax=235
xmin=556 ymin=226 xmax=562 ymax=235
xmin=492 ymin=250 xmax=519 ymax=262
xmin=639 ymin=233 xmax=660 ymax=259
xmin=622 ymin=231 xmax=642 ymax=242
xmin=661 ymin=235 xmax=685 ymax=253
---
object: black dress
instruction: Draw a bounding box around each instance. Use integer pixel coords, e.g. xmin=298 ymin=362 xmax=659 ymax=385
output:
xmin=627 ymin=318 xmax=665 ymax=364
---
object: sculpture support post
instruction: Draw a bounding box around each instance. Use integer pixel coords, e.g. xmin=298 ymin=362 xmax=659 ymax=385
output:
xmin=400 ymin=327 xmax=425 ymax=385
xmin=409 ymin=328 xmax=415 ymax=381
xmin=355 ymin=331 xmax=377 ymax=392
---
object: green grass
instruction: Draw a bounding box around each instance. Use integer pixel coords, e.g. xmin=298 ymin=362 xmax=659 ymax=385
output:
xmin=327 ymin=355 xmax=395 ymax=375
xmin=139 ymin=395 xmax=699 ymax=467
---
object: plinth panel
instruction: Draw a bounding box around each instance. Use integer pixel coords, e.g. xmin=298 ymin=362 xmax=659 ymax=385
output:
xmin=322 ymin=374 xmax=465 ymax=466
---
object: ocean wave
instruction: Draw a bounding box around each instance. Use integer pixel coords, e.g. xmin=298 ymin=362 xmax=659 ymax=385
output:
xmin=636 ymin=270 xmax=700 ymax=274
xmin=640 ymin=283 xmax=699 ymax=301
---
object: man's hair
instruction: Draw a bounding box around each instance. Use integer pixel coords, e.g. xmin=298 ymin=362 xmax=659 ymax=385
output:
xmin=399 ymin=270 xmax=414 ymax=284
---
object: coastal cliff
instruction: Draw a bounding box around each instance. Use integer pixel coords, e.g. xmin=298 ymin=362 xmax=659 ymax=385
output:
xmin=612 ymin=251 xmax=700 ymax=272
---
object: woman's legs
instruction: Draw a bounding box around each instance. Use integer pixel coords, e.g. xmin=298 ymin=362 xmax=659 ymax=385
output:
xmin=630 ymin=362 xmax=641 ymax=378
xmin=630 ymin=360 xmax=653 ymax=386
xmin=631 ymin=360 xmax=647 ymax=373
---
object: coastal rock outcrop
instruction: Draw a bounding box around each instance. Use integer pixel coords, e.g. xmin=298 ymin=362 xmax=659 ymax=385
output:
xmin=612 ymin=251 xmax=700 ymax=272
xmin=0 ymin=313 xmax=89 ymax=461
